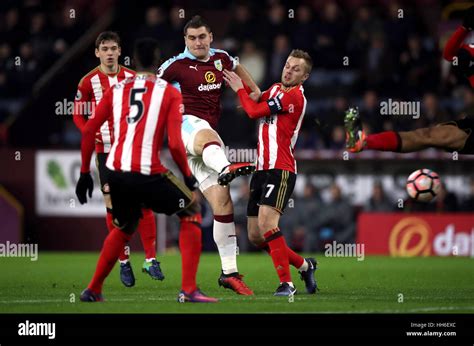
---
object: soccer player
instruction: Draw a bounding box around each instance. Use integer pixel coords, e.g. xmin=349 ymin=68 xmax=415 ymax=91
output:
xmin=345 ymin=6 xmax=474 ymax=156
xmin=73 ymin=32 xmax=162 ymax=288
xmin=157 ymin=16 xmax=259 ymax=295
xmin=76 ymin=38 xmax=216 ymax=303
xmin=444 ymin=6 xmax=474 ymax=87
xmin=223 ymin=50 xmax=318 ymax=296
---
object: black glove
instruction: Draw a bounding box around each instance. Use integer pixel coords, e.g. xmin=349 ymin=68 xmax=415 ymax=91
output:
xmin=463 ymin=6 xmax=474 ymax=30
xmin=183 ymin=175 xmax=198 ymax=191
xmin=76 ymin=172 xmax=94 ymax=204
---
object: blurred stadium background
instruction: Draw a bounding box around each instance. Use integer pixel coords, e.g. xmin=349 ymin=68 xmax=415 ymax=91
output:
xmin=1 ymin=0 xmax=473 ymax=258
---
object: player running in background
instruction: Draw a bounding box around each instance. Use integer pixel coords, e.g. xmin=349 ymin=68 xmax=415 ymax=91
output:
xmin=345 ymin=6 xmax=474 ymax=156
xmin=223 ymin=50 xmax=318 ymax=296
xmin=73 ymin=31 xmax=162 ymax=288
xmin=157 ymin=16 xmax=259 ymax=295
xmin=76 ymin=38 xmax=216 ymax=303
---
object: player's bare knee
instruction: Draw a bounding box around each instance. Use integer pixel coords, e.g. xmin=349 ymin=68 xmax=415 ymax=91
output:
xmin=257 ymin=216 xmax=276 ymax=233
xmin=414 ymin=128 xmax=434 ymax=146
xmin=211 ymin=189 xmax=233 ymax=214
xmin=194 ymin=129 xmax=220 ymax=155
xmin=248 ymin=230 xmax=264 ymax=246
xmin=438 ymin=125 xmax=468 ymax=150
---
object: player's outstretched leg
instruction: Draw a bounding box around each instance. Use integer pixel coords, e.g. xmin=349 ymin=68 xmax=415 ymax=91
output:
xmin=80 ymin=228 xmax=132 ymax=302
xmin=249 ymin=217 xmax=318 ymax=294
xmin=203 ymin=185 xmax=254 ymax=296
xmin=176 ymin=204 xmax=218 ymax=303
xmin=345 ymin=107 xmax=471 ymax=154
xmin=138 ymin=209 xmax=164 ymax=281
xmin=196 ymin=130 xmax=255 ymax=186
xmin=218 ymin=162 xmax=256 ymax=186
xmin=106 ymin=210 xmax=136 ymax=287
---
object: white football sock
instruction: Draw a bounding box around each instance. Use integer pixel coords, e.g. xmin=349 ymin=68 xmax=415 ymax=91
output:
xmin=202 ymin=143 xmax=230 ymax=173
xmin=213 ymin=218 xmax=238 ymax=275
xmin=298 ymin=259 xmax=309 ymax=272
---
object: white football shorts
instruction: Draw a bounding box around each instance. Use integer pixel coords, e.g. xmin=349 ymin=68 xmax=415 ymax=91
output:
xmin=181 ymin=114 xmax=225 ymax=192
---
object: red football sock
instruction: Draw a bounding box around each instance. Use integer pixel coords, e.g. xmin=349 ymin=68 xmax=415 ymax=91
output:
xmin=106 ymin=211 xmax=129 ymax=262
xmin=179 ymin=214 xmax=202 ymax=293
xmin=88 ymin=228 xmax=132 ymax=294
xmin=259 ymin=242 xmax=304 ymax=269
xmin=137 ymin=209 xmax=157 ymax=260
xmin=365 ymin=131 xmax=401 ymax=152
xmin=264 ymin=228 xmax=291 ymax=283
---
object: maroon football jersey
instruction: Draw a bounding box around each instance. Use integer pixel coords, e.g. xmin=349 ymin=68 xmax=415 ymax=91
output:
xmin=157 ymin=48 xmax=237 ymax=129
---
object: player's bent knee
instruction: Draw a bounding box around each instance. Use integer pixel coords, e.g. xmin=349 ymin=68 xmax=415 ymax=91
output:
xmin=194 ymin=129 xmax=220 ymax=155
xmin=438 ymin=125 xmax=469 ymax=150
xmin=257 ymin=217 xmax=277 ymax=234
xmin=248 ymin=230 xmax=264 ymax=246
xmin=414 ymin=127 xmax=434 ymax=145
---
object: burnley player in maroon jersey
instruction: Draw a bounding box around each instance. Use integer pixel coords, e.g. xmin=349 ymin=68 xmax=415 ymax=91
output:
xmin=345 ymin=6 xmax=474 ymax=156
xmin=73 ymin=31 xmax=161 ymax=288
xmin=224 ymin=50 xmax=318 ymax=296
xmin=76 ymin=38 xmax=216 ymax=303
xmin=157 ymin=16 xmax=259 ymax=295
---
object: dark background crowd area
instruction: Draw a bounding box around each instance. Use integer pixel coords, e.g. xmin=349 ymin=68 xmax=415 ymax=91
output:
xmin=1 ymin=0 xmax=473 ymax=149
xmin=1 ymin=0 xmax=473 ymax=251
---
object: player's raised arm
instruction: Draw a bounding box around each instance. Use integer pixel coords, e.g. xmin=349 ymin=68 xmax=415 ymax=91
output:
xmin=223 ymin=70 xmax=274 ymax=119
xmin=234 ymin=63 xmax=261 ymax=101
xmin=443 ymin=6 xmax=474 ymax=61
xmin=165 ymin=86 xmax=192 ymax=178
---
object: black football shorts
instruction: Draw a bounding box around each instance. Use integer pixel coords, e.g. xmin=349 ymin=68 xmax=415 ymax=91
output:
xmin=247 ymin=169 xmax=296 ymax=216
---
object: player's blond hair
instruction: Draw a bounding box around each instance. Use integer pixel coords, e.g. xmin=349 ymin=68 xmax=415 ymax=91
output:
xmin=289 ymin=49 xmax=313 ymax=74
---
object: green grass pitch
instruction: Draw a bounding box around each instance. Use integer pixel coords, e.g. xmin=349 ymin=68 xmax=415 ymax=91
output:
xmin=0 ymin=252 xmax=473 ymax=313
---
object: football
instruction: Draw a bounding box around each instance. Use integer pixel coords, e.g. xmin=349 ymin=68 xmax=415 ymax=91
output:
xmin=406 ymin=168 xmax=441 ymax=202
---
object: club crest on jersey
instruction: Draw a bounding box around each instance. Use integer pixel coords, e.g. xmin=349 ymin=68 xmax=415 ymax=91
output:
xmin=214 ymin=59 xmax=223 ymax=71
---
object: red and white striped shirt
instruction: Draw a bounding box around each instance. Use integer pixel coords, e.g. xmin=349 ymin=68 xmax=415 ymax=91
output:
xmin=237 ymin=83 xmax=307 ymax=173
xmin=80 ymin=73 xmax=191 ymax=177
xmin=73 ymin=65 xmax=135 ymax=153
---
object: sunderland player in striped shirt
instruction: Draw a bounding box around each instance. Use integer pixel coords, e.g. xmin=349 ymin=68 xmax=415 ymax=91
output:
xmin=73 ymin=31 xmax=161 ymax=288
xmin=345 ymin=6 xmax=474 ymax=156
xmin=157 ymin=16 xmax=260 ymax=295
xmin=224 ymin=50 xmax=318 ymax=296
xmin=76 ymin=38 xmax=216 ymax=302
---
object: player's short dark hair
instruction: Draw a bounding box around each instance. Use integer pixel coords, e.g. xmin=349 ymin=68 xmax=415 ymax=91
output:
xmin=183 ymin=15 xmax=211 ymax=35
xmin=133 ymin=38 xmax=160 ymax=69
xmin=95 ymin=31 xmax=121 ymax=48
xmin=289 ymin=49 xmax=313 ymax=74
